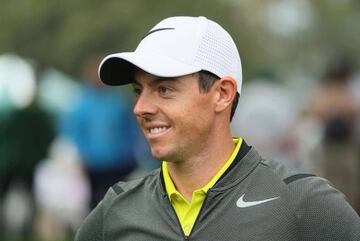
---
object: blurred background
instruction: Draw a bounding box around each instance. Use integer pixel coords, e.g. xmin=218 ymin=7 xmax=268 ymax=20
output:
xmin=0 ymin=0 xmax=359 ymax=240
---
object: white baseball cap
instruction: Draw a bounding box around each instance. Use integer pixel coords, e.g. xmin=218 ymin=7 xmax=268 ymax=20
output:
xmin=99 ymin=16 xmax=242 ymax=94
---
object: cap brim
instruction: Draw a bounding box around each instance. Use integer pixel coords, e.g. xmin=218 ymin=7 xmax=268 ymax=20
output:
xmin=99 ymin=52 xmax=201 ymax=86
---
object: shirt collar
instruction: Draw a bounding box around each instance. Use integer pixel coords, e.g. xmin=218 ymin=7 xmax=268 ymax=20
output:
xmin=162 ymin=138 xmax=243 ymax=200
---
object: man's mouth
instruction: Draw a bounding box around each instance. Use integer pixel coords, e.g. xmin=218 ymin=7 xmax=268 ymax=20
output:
xmin=149 ymin=126 xmax=169 ymax=135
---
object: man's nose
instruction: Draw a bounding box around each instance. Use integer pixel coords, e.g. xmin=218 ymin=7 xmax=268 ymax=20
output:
xmin=133 ymin=92 xmax=157 ymax=118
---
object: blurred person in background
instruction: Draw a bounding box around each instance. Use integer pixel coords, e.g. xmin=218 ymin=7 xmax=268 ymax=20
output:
xmin=231 ymin=77 xmax=302 ymax=171
xmin=0 ymin=74 xmax=55 ymax=239
xmin=76 ymin=16 xmax=359 ymax=241
xmin=33 ymin=137 xmax=90 ymax=241
xmin=62 ymin=56 xmax=138 ymax=209
xmin=307 ymin=54 xmax=359 ymax=211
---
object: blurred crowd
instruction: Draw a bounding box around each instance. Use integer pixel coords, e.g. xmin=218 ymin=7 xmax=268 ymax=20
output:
xmin=0 ymin=53 xmax=359 ymax=240
xmin=0 ymin=54 xmax=158 ymax=241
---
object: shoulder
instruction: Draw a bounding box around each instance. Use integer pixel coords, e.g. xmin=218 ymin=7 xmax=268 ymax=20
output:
xmin=75 ymin=169 xmax=161 ymax=241
xmin=111 ymin=168 xmax=160 ymax=193
xmin=256 ymin=158 xmax=353 ymax=209
xmin=256 ymin=158 xmax=360 ymax=239
xmin=102 ymin=168 xmax=161 ymax=208
xmin=257 ymin=158 xmax=316 ymax=188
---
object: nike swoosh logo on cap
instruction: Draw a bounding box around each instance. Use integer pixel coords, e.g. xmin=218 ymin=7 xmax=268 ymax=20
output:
xmin=236 ymin=194 xmax=280 ymax=208
xmin=142 ymin=27 xmax=175 ymax=39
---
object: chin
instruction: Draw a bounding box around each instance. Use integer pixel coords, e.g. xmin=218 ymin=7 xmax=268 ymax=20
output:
xmin=150 ymin=145 xmax=175 ymax=161
xmin=150 ymin=147 xmax=167 ymax=160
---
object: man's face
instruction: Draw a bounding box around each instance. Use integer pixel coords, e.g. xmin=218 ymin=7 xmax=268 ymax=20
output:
xmin=132 ymin=70 xmax=217 ymax=162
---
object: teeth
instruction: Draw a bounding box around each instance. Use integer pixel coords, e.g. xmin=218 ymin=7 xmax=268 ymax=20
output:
xmin=150 ymin=127 xmax=168 ymax=134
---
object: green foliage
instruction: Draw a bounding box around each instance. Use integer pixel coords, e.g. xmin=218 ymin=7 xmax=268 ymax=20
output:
xmin=0 ymin=0 xmax=359 ymax=81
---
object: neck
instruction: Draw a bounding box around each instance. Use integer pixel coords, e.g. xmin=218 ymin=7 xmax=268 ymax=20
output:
xmin=166 ymin=128 xmax=235 ymax=202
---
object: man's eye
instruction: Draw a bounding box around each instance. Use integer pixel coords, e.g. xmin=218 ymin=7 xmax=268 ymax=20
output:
xmin=158 ymin=86 xmax=172 ymax=94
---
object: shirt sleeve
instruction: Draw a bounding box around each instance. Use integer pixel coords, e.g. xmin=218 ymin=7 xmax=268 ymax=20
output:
xmin=75 ymin=201 xmax=104 ymax=241
xmin=295 ymin=177 xmax=360 ymax=240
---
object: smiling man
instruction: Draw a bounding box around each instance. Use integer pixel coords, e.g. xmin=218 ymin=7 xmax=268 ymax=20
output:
xmin=75 ymin=16 xmax=360 ymax=241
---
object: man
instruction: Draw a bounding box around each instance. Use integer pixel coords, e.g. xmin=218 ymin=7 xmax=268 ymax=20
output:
xmin=75 ymin=16 xmax=360 ymax=241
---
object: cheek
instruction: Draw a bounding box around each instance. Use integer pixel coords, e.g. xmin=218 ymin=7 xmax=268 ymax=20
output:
xmin=179 ymin=98 xmax=215 ymax=128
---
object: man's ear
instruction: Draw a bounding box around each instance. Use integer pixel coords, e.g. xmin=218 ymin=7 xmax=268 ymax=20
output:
xmin=214 ymin=76 xmax=237 ymax=113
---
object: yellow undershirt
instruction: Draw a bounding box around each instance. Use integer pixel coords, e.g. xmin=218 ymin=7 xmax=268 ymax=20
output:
xmin=162 ymin=138 xmax=243 ymax=236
